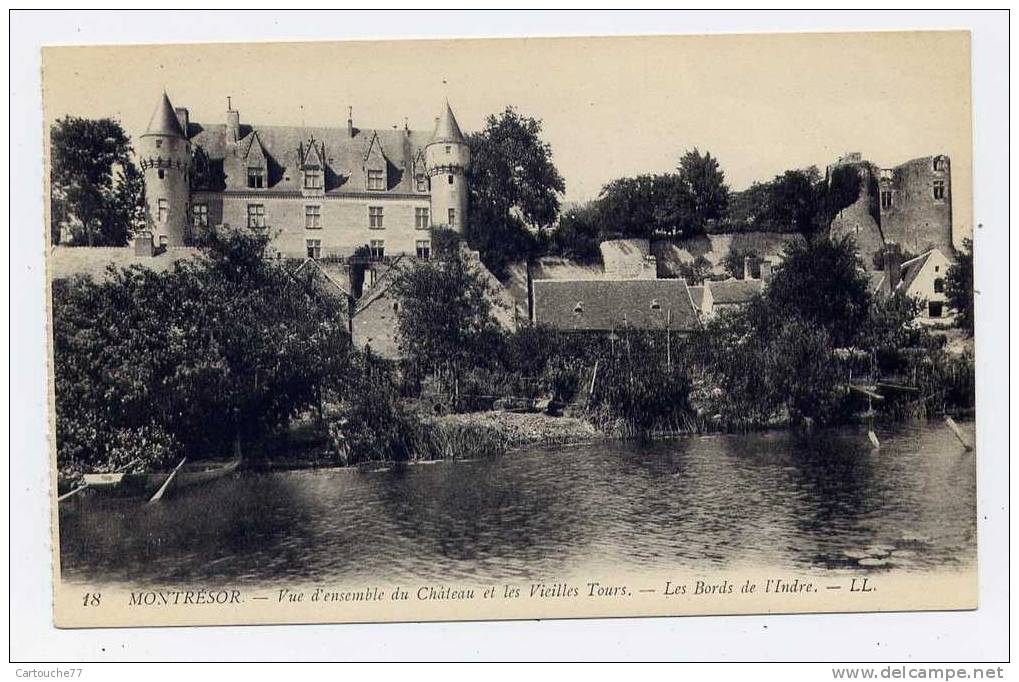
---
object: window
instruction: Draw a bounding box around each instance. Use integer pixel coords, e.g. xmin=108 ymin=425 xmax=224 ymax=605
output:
xmin=247 ymin=166 xmax=265 ymax=189
xmin=157 ymin=199 xmax=169 ymax=223
xmin=247 ymin=204 xmax=266 ymax=229
xmin=305 ymin=205 xmax=321 ymax=229
xmin=304 ymin=167 xmax=323 ymax=190
xmin=933 ymin=180 xmax=946 ymax=201
xmin=368 ymin=206 xmax=384 ymax=229
xmin=369 ymin=239 xmax=385 ymax=261
xmin=448 ymin=208 xmax=456 ymax=227
xmin=934 ymin=277 xmax=945 ymax=294
xmin=155 ymin=139 xmax=163 ymax=149
xmin=447 ymin=174 xmax=454 ymax=185
xmin=159 ymin=234 xmax=169 ymax=247
xmin=306 ymin=239 xmax=321 ymax=259
xmin=415 ymin=174 xmax=428 ymax=192
xmin=415 ymin=207 xmax=430 ymax=229
xmin=416 ymin=240 xmax=431 ymax=260
xmin=880 ymin=190 xmax=893 ymax=210
xmin=367 ymin=169 xmax=385 ymax=191
xmin=158 ymin=168 xmax=165 ymax=180
xmin=445 ymin=145 xmax=451 ymax=154
xmin=192 ymin=203 xmax=208 ymax=229
xmin=933 ymin=156 xmax=948 ymax=172
xmin=928 ymin=301 xmax=943 ymax=318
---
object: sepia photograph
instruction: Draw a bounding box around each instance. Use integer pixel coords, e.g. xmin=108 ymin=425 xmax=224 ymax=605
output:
xmin=37 ymin=26 xmax=985 ymax=632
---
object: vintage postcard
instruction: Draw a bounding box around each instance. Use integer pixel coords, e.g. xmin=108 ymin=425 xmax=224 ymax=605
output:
xmin=45 ymin=31 xmax=977 ymax=628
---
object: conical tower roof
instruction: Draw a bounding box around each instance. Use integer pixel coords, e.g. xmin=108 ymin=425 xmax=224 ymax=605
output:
xmin=429 ymin=101 xmax=465 ymax=145
xmin=144 ymin=92 xmax=185 ymax=138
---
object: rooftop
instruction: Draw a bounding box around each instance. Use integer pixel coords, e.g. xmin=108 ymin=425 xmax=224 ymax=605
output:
xmin=706 ymin=277 xmax=763 ymax=305
xmin=532 ymin=278 xmax=700 ymax=332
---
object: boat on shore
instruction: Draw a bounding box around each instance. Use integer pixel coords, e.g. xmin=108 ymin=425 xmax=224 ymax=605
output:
xmin=81 ymin=457 xmax=242 ymax=498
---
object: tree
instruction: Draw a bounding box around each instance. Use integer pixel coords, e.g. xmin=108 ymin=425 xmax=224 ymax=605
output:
xmin=596 ymin=173 xmax=686 ymax=240
xmin=722 ymin=247 xmax=759 ymax=280
xmin=52 ymin=228 xmax=351 ymax=477
xmin=392 ymin=245 xmax=502 ymax=399
xmin=764 ymin=235 xmax=870 ymax=347
xmin=762 ymin=168 xmax=822 ymax=238
xmin=676 ymin=148 xmax=729 ymax=235
xmin=50 ymin=117 xmax=146 ymax=246
xmin=548 ymin=202 xmax=602 ymax=262
xmin=818 ymin=164 xmax=863 ymax=229
xmin=945 ymin=238 xmax=974 ymax=335
xmin=719 ymin=182 xmax=772 ymax=232
xmin=466 ymin=107 xmax=566 ymax=275
xmin=677 ymin=255 xmax=713 ymax=284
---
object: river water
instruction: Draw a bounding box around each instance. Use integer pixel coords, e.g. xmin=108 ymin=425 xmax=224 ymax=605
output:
xmin=59 ymin=422 xmax=976 ymax=588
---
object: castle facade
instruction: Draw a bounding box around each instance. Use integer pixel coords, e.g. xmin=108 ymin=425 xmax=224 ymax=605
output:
xmin=139 ymin=92 xmax=470 ymax=260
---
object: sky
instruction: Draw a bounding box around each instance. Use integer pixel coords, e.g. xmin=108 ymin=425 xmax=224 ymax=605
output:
xmin=42 ymin=31 xmax=973 ymax=239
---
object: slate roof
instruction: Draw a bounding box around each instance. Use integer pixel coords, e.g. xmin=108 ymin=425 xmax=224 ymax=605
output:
xmin=145 ymin=92 xmax=185 ymax=138
xmin=706 ymin=278 xmax=763 ymax=305
xmin=189 ymin=123 xmax=434 ymax=195
xmin=291 ymin=258 xmax=352 ymax=299
xmin=688 ymin=285 xmax=706 ymax=311
xmin=49 ymin=246 xmax=200 ymax=281
xmin=895 ymin=250 xmax=935 ymax=294
xmin=353 ymin=256 xmax=411 ymax=315
xmin=431 ymin=101 xmax=465 ymax=144
xmin=532 ymin=278 xmax=701 ymax=332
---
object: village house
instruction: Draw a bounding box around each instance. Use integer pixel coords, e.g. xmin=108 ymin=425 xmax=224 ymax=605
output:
xmin=531 ymin=278 xmax=701 ymax=335
xmin=870 ymin=247 xmax=956 ymax=324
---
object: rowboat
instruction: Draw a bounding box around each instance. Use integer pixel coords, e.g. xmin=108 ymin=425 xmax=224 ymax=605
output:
xmin=82 ymin=457 xmax=242 ymax=497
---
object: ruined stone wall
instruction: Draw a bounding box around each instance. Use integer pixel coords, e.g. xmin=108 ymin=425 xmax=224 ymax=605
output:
xmin=828 ymin=162 xmax=885 ymax=269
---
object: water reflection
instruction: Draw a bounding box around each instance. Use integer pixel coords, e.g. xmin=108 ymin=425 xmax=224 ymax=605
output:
xmin=59 ymin=422 xmax=976 ymax=587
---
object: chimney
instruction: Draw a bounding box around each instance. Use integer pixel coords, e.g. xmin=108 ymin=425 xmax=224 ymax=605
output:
xmin=133 ymin=231 xmax=154 ymax=258
xmin=884 ymin=245 xmax=902 ymax=291
xmin=226 ymin=97 xmax=240 ymax=144
xmin=760 ymin=260 xmax=773 ymax=283
xmin=174 ymin=107 xmax=190 ymax=137
xmin=743 ymin=255 xmax=754 ymax=280
xmin=347 ymin=106 xmax=354 ymax=138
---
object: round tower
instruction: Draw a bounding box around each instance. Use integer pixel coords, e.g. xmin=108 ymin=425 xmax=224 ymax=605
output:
xmin=139 ymin=92 xmax=191 ymax=246
xmin=425 ymin=101 xmax=470 ymax=234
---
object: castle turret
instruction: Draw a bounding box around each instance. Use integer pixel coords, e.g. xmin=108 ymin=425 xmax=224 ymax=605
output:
xmin=425 ymin=101 xmax=470 ymax=234
xmin=139 ymin=92 xmax=191 ymax=246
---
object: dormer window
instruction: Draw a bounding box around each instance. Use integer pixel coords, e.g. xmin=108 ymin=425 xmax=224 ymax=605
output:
xmin=367 ymin=169 xmax=385 ymax=191
xmin=304 ymin=166 xmax=322 ymax=190
xmin=415 ymin=174 xmax=428 ymax=192
xmin=247 ymin=166 xmax=265 ymax=189
xmin=933 ymin=156 xmax=948 ymax=172
xmin=573 ymin=302 xmax=584 ymax=315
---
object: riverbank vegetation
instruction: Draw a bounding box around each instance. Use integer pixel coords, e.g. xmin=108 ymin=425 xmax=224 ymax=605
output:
xmin=52 ymin=223 xmax=975 ymax=480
